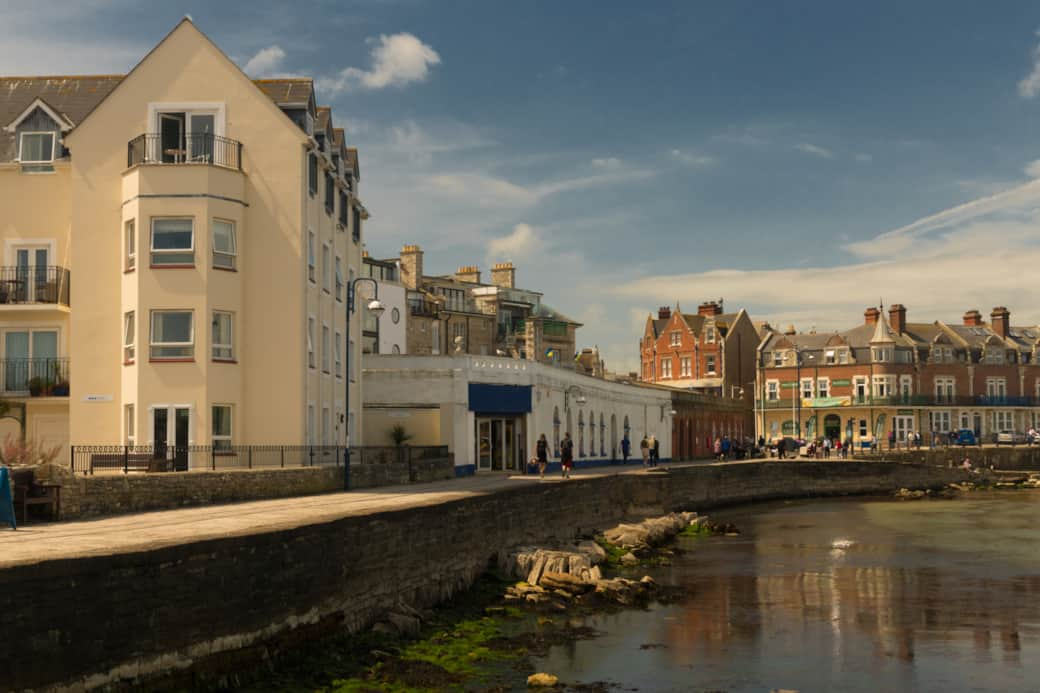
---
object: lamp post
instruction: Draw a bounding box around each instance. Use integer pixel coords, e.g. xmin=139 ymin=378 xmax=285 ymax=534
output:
xmin=344 ymin=276 xmax=384 ymax=490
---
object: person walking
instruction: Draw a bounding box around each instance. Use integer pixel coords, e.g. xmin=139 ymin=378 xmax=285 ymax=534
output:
xmin=823 ymin=437 xmax=831 ymax=459
xmin=888 ymin=429 xmax=896 ymax=451
xmin=621 ymin=434 xmax=631 ymax=463
xmin=640 ymin=435 xmax=650 ymax=467
xmin=714 ymin=437 xmax=723 ymax=461
xmin=560 ymin=432 xmax=574 ymax=479
xmin=536 ymin=433 xmax=549 ymax=479
xmin=721 ymin=435 xmax=731 ymax=461
xmin=651 ymin=434 xmax=660 ymax=467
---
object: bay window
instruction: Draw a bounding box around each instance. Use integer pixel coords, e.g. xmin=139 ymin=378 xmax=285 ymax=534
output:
xmin=151 ymin=218 xmax=194 ymax=266
xmin=212 ymin=405 xmax=232 ymax=450
xmin=212 ymin=311 xmax=234 ymax=361
xmin=150 ymin=310 xmax=193 ymax=359
xmin=212 ymin=219 xmax=236 ymax=270
xmin=123 ymin=311 xmax=135 ymax=363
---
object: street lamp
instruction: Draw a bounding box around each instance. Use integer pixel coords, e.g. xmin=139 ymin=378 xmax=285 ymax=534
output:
xmin=344 ymin=277 xmax=384 ymax=490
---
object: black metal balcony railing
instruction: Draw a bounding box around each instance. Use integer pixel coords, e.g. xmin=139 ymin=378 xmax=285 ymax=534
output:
xmin=127 ymin=133 xmax=243 ymax=171
xmin=0 ymin=266 xmax=70 ymax=306
xmin=1 ymin=358 xmax=70 ymax=396
xmin=409 ymin=299 xmax=440 ymax=317
xmin=761 ymin=394 xmax=1040 ymax=409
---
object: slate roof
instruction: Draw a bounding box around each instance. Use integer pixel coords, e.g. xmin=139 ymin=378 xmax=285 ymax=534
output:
xmin=0 ymin=75 xmax=123 ymax=160
xmin=252 ymin=78 xmax=314 ymax=105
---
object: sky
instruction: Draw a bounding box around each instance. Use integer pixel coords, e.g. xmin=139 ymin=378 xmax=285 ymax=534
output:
xmin=4 ymin=0 xmax=1040 ymax=371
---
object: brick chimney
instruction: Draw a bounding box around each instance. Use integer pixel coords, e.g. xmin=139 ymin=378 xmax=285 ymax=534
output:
xmin=454 ymin=265 xmax=481 ymax=284
xmin=864 ymin=307 xmax=880 ymax=325
xmin=399 ymin=244 xmax=423 ymax=290
xmin=697 ymin=300 xmax=723 ymax=317
xmin=658 ymin=306 xmax=671 ymax=320
xmin=888 ymin=303 xmax=907 ymax=334
xmin=963 ymin=309 xmax=984 ymax=327
xmin=990 ymin=306 xmax=1010 ymax=338
xmin=489 ymin=262 xmax=515 ymax=289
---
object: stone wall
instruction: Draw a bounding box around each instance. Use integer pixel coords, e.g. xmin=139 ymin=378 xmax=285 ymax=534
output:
xmin=868 ymin=447 xmax=1040 ymax=470
xmin=0 ymin=461 xmax=966 ymax=691
xmin=35 ymin=456 xmax=455 ymax=520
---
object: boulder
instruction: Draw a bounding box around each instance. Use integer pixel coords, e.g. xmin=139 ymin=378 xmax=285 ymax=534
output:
xmin=527 ymin=672 xmax=559 ymax=687
xmin=620 ymin=552 xmax=639 ymax=566
xmin=540 ymin=571 xmax=593 ymax=593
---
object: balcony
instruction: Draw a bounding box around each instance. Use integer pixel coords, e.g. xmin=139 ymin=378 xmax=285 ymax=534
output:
xmin=408 ymin=299 xmax=440 ymax=318
xmin=127 ymin=133 xmax=243 ymax=171
xmin=1 ymin=358 xmax=70 ymax=397
xmin=0 ymin=266 xmax=70 ymax=307
xmin=761 ymin=394 xmax=1040 ymax=409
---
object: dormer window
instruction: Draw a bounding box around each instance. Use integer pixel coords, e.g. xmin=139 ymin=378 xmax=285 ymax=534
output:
xmin=872 ymin=347 xmax=892 ymax=362
xmin=705 ymin=325 xmax=716 ymax=343
xmin=19 ymin=132 xmax=55 ymax=163
xmin=772 ymin=351 xmax=783 ymax=367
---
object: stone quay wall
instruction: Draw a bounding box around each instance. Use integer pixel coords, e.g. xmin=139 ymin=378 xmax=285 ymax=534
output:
xmin=37 ymin=455 xmax=455 ymax=520
xmin=866 ymin=447 xmax=1040 ymax=471
xmin=0 ymin=461 xmax=965 ymax=691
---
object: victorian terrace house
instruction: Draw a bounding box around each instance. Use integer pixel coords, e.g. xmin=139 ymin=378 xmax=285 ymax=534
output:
xmin=640 ymin=301 xmax=759 ymax=400
xmin=756 ymin=304 xmax=1040 ymax=446
xmin=0 ymin=18 xmax=371 ymax=460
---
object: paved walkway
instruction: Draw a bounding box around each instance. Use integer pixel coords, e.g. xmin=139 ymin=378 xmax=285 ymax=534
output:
xmin=0 ymin=463 xmax=702 ymax=570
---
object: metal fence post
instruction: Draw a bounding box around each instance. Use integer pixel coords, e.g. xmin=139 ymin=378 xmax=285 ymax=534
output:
xmin=69 ymin=445 xmax=74 ymax=473
xmin=281 ymin=446 xmax=285 ymax=468
xmin=123 ymin=445 xmax=128 ymax=475
xmin=309 ymin=446 xmax=314 ymax=466
xmin=248 ymin=446 xmax=253 ymax=469
xmin=212 ymin=447 xmax=216 ymax=471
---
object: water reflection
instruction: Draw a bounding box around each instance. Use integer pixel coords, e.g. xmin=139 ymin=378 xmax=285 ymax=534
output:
xmin=534 ymin=493 xmax=1040 ymax=693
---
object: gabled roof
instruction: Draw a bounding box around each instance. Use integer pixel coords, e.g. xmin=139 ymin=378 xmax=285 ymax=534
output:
xmin=3 ymin=96 xmax=75 ymax=132
xmin=253 ymin=78 xmax=315 ymax=106
xmin=316 ymin=106 xmax=331 ymax=132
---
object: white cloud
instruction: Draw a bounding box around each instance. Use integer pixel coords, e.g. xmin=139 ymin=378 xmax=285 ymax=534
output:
xmin=611 ymin=183 xmax=1040 ymax=333
xmin=242 ymin=45 xmax=286 ymax=76
xmin=487 ymin=223 xmax=542 ymax=260
xmin=318 ymin=33 xmax=440 ymax=94
xmin=591 ymin=157 xmax=623 ymax=169
xmin=670 ymin=149 xmax=715 ymax=167
xmin=854 ymin=153 xmax=873 ymax=163
xmin=1025 ymin=159 xmax=1040 ymax=178
xmin=1019 ymin=30 xmax=1040 ymax=98
xmin=795 ymin=142 xmax=833 ymax=159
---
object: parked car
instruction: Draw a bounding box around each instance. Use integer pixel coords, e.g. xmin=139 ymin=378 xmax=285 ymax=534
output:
xmin=996 ymin=430 xmax=1028 ymax=446
xmin=954 ymin=429 xmax=977 ymax=446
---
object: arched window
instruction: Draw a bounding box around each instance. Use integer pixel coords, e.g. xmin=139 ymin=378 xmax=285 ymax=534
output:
xmin=624 ymin=415 xmax=630 ymax=437
xmin=553 ymin=406 xmax=561 ymax=457
xmin=578 ymin=411 xmax=585 ymax=457
xmin=599 ymin=414 xmax=605 ymax=456
xmin=587 ymin=410 xmax=594 ymax=457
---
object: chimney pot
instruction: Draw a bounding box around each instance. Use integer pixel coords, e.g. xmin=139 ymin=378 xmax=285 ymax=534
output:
xmin=888 ymin=303 xmax=907 ymax=334
xmin=990 ymin=306 xmax=1010 ymax=338
xmin=489 ymin=262 xmax=516 ymax=289
xmin=658 ymin=306 xmax=671 ymax=320
xmin=697 ymin=300 xmax=723 ymax=316
xmin=864 ymin=307 xmax=881 ymax=325
xmin=963 ymin=309 xmax=984 ymax=327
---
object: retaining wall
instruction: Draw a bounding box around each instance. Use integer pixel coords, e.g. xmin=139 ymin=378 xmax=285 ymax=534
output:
xmin=0 ymin=461 xmax=965 ymax=691
xmin=34 ymin=456 xmax=455 ymax=520
xmin=867 ymin=446 xmax=1040 ymax=471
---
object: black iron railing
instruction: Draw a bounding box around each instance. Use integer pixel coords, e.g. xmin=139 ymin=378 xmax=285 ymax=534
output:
xmin=69 ymin=444 xmax=450 ymax=475
xmin=0 ymin=266 xmax=70 ymax=306
xmin=1 ymin=357 xmax=70 ymax=395
xmin=408 ymin=299 xmax=440 ymax=317
xmin=127 ymin=133 xmax=243 ymax=170
xmin=762 ymin=394 xmax=1040 ymax=409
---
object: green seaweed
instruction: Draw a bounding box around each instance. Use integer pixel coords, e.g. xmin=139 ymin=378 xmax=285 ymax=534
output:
xmin=594 ymin=536 xmax=627 ymax=566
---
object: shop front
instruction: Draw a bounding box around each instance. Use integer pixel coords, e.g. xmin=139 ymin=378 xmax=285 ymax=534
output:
xmin=469 ymin=383 xmax=531 ymax=473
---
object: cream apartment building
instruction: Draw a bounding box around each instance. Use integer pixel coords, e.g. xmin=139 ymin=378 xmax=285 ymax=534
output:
xmin=0 ymin=19 xmax=370 ymax=458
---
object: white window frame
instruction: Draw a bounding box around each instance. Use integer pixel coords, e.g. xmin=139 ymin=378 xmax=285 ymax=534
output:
xmin=935 ymin=376 xmax=955 ymax=403
xmin=335 ymin=330 xmax=343 ymax=378
xmin=149 ymin=310 xmax=194 ymax=359
xmin=123 ymin=311 xmax=135 ymax=363
xmin=335 ymin=256 xmax=344 ymax=302
xmin=125 ymin=404 xmax=135 ymax=446
xmin=212 ymin=311 xmax=234 ymax=361
xmin=680 ymin=356 xmax=691 ymax=377
xmin=705 ymin=325 xmax=716 ymax=343
xmin=670 ymin=331 xmax=681 ymax=347
xmin=899 ymin=375 xmax=913 ymax=397
xmin=212 ymin=218 xmax=237 ymax=270
xmin=854 ymin=376 xmax=868 ymax=399
xmin=125 ymin=219 xmax=136 ymax=271
xmin=307 ymin=316 xmax=316 ymax=369
xmin=321 ymin=243 xmax=331 ymax=292
xmin=801 ymin=377 xmax=814 ymax=400
xmin=772 ymin=351 xmax=783 ymax=367
xmin=212 ymin=404 xmax=232 ymax=450
xmin=995 ymin=410 xmax=1014 ymax=431
xmin=307 ymin=230 xmax=316 ymax=283
xmin=766 ymin=379 xmax=779 ymax=401
xmin=986 ymin=377 xmax=1007 ymax=398
xmin=816 ymin=377 xmax=830 ymax=398
xmin=872 ymin=375 xmax=894 ymax=398
xmin=150 ymin=217 xmax=195 ymax=266
xmin=706 ymin=354 xmax=716 ymax=374
xmin=18 ymin=131 xmax=56 ymax=163
xmin=661 ymin=357 xmax=672 ymax=378
xmin=824 ymin=349 xmax=836 ymax=365
xmin=322 ymin=323 xmax=331 ymax=373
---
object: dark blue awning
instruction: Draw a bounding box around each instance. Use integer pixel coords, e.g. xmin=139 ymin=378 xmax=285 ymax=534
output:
xmin=468 ymin=384 xmax=532 ymax=414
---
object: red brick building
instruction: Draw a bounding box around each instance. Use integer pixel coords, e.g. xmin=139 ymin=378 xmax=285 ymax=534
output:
xmin=756 ymin=304 xmax=1040 ymax=445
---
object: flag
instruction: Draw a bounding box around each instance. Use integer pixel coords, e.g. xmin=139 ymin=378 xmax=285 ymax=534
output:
xmin=545 ymin=348 xmax=556 ymax=359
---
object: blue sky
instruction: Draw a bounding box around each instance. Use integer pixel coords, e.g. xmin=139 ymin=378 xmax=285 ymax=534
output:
xmin=4 ymin=0 xmax=1040 ymax=370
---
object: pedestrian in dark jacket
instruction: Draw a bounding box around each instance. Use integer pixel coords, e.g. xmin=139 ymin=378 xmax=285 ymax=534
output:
xmin=651 ymin=435 xmax=660 ymax=467
xmin=536 ymin=434 xmax=549 ymax=479
xmin=560 ymin=432 xmax=574 ymax=479
xmin=621 ymin=435 xmax=631 ymax=463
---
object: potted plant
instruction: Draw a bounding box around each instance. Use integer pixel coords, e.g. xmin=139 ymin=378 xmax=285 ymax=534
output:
xmin=27 ymin=377 xmax=43 ymax=397
xmin=389 ymin=424 xmax=412 ymax=447
xmin=52 ymin=379 xmax=69 ymax=397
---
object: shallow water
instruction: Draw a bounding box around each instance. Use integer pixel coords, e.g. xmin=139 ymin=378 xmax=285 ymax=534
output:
xmin=533 ymin=492 xmax=1040 ymax=693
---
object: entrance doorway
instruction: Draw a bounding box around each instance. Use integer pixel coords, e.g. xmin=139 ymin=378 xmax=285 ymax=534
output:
xmin=153 ymin=406 xmax=191 ymax=470
xmin=475 ymin=416 xmax=525 ymax=471
xmin=823 ymin=414 xmax=841 ymax=441
xmin=893 ymin=415 xmax=914 ymax=444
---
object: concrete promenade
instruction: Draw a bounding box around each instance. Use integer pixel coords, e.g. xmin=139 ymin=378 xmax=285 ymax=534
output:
xmin=0 ymin=460 xmax=700 ymax=569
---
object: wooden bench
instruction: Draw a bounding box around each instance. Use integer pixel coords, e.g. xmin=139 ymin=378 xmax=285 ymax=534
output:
xmin=88 ymin=453 xmax=168 ymax=473
xmin=10 ymin=468 xmax=60 ymax=523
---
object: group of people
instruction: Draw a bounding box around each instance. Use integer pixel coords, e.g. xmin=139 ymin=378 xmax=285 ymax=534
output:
xmin=531 ymin=431 xmax=661 ymax=479
xmin=887 ymin=430 xmax=924 ymax=450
